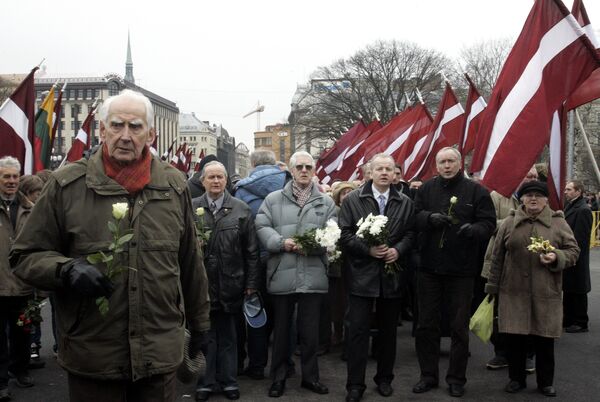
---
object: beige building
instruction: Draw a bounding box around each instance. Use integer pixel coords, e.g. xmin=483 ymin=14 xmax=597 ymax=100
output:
xmin=179 ymin=112 xmax=218 ymax=159
xmin=235 ymin=142 xmax=250 ymax=178
xmin=254 ymin=124 xmax=293 ymax=164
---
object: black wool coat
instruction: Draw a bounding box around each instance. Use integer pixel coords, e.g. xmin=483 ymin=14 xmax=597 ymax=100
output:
xmin=414 ymin=173 xmax=496 ymax=277
xmin=563 ymin=196 xmax=593 ymax=293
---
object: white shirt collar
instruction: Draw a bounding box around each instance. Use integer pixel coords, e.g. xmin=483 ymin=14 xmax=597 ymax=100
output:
xmin=372 ymin=185 xmax=390 ymax=202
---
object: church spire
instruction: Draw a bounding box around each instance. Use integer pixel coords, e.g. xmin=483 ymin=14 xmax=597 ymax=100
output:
xmin=125 ymin=30 xmax=135 ymax=84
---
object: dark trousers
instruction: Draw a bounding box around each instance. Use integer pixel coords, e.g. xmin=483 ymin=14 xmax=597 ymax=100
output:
xmin=198 ymin=310 xmax=238 ymax=391
xmin=270 ymin=293 xmax=321 ymax=383
xmin=505 ymin=334 xmax=554 ymax=387
xmin=0 ymin=296 xmax=31 ymax=388
xmin=490 ymin=296 xmax=508 ymax=357
xmin=319 ymin=286 xmax=332 ymax=350
xmin=68 ymin=371 xmax=177 ymax=402
xmin=563 ymin=292 xmax=589 ymax=328
xmin=415 ymin=272 xmax=473 ymax=386
xmin=346 ymin=295 xmax=401 ymax=392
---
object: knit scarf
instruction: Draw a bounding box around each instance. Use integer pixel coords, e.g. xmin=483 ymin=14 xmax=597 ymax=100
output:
xmin=292 ymin=181 xmax=313 ymax=208
xmin=102 ymin=144 xmax=152 ymax=195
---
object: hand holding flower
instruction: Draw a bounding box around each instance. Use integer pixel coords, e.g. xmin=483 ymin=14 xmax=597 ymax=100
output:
xmin=383 ymin=247 xmax=399 ymax=264
xmin=540 ymin=252 xmax=557 ymax=265
xmin=369 ymin=244 xmax=388 ymax=259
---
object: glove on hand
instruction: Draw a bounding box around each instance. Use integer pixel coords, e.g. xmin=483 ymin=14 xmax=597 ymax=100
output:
xmin=61 ymin=258 xmax=114 ymax=298
xmin=189 ymin=330 xmax=210 ymax=359
xmin=457 ymin=223 xmax=474 ymax=238
xmin=429 ymin=213 xmax=453 ymax=228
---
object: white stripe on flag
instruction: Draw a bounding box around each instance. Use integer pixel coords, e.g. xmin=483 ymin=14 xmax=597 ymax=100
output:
xmin=325 ymin=147 xmax=350 ymax=174
xmin=0 ymin=98 xmax=33 ymax=174
xmin=403 ymin=135 xmax=428 ymax=176
xmin=412 ymin=103 xmax=464 ymax=177
xmin=322 ymin=175 xmax=331 ymax=185
xmin=382 ymin=124 xmax=414 ymax=155
xmin=582 ymin=24 xmax=599 ymax=48
xmin=463 ymin=96 xmax=487 ymax=148
xmin=549 ymin=111 xmax=562 ymax=197
xmin=74 ymin=128 xmax=87 ymax=143
xmin=343 ymin=139 xmax=365 ymax=160
xmin=481 ymin=15 xmax=583 ymax=178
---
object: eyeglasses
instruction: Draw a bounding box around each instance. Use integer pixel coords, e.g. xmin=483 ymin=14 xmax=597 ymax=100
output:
xmin=295 ymin=164 xmax=313 ymax=171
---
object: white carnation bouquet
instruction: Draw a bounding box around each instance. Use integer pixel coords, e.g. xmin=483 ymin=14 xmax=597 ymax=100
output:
xmin=293 ymin=219 xmax=342 ymax=262
xmin=356 ymin=213 xmax=399 ymax=275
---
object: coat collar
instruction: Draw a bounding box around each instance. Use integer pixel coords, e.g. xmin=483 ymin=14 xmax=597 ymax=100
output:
xmin=359 ymin=180 xmax=403 ymax=202
xmin=513 ymin=204 xmax=561 ymax=228
xmin=85 ymin=150 xmax=177 ymax=195
xmin=565 ymin=195 xmax=585 ymax=215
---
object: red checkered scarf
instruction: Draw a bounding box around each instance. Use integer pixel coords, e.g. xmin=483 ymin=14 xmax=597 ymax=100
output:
xmin=102 ymin=143 xmax=152 ymax=195
xmin=292 ymin=181 xmax=313 ymax=208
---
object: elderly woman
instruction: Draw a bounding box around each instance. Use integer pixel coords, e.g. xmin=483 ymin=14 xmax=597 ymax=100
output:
xmin=485 ymin=181 xmax=579 ymax=398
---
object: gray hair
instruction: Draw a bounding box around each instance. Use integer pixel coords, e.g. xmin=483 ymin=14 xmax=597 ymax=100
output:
xmin=289 ymin=151 xmax=314 ymax=168
xmin=251 ymin=150 xmax=276 ymax=167
xmin=98 ymin=89 xmax=154 ymax=128
xmin=360 ymin=162 xmax=372 ymax=174
xmin=435 ymin=147 xmax=462 ymax=163
xmin=369 ymin=153 xmax=395 ymax=166
xmin=0 ymin=156 xmax=21 ymax=171
xmin=200 ymin=161 xmax=228 ymax=181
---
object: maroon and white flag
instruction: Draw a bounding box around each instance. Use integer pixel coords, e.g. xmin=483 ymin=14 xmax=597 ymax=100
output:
xmin=406 ymin=83 xmax=465 ymax=180
xmin=566 ymin=0 xmax=600 ymax=110
xmin=317 ymin=120 xmax=367 ymax=182
xmin=471 ymin=0 xmax=600 ymax=197
xmin=459 ymin=75 xmax=487 ymax=161
xmin=0 ymin=67 xmax=38 ymax=174
xmin=66 ymin=105 xmax=96 ymax=162
xmin=339 ymin=119 xmax=383 ymax=182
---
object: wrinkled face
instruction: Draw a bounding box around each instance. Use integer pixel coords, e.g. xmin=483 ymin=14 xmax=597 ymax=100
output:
xmin=202 ymin=164 xmax=227 ymax=199
xmin=0 ymin=167 xmax=20 ymax=198
xmin=99 ymin=98 xmax=155 ymax=165
xmin=371 ymin=157 xmax=394 ymax=190
xmin=564 ymin=182 xmax=581 ymax=202
xmin=436 ymin=149 xmax=460 ymax=179
xmin=291 ymin=155 xmax=314 ymax=188
xmin=522 ymin=192 xmax=547 ymax=215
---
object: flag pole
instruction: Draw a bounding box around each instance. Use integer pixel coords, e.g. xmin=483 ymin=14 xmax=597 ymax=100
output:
xmin=37 ymin=58 xmax=46 ymax=68
xmin=574 ymin=109 xmax=600 ymax=186
xmin=415 ymin=88 xmax=424 ymax=105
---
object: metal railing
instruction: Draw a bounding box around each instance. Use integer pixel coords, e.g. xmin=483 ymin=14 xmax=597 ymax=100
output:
xmin=592 ymin=211 xmax=600 ymax=248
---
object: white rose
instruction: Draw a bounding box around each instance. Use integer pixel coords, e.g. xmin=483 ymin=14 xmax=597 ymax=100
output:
xmin=196 ymin=207 xmax=205 ymax=217
xmin=112 ymin=203 xmax=129 ymax=220
xmin=450 ymin=196 xmax=458 ymax=204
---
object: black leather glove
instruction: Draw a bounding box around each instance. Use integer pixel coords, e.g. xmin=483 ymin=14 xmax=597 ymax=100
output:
xmin=61 ymin=258 xmax=114 ymax=298
xmin=189 ymin=330 xmax=210 ymax=359
xmin=429 ymin=213 xmax=453 ymax=228
xmin=457 ymin=223 xmax=474 ymax=238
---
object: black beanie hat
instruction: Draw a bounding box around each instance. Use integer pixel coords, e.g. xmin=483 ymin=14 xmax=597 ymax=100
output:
xmin=517 ymin=180 xmax=549 ymax=199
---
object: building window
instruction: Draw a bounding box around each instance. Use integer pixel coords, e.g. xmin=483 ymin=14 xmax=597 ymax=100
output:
xmin=94 ymin=89 xmax=100 ymax=98
xmin=69 ymin=89 xmax=76 ymax=99
xmin=71 ymin=104 xmax=79 ymax=117
xmin=60 ymin=105 xmax=65 ymax=118
xmin=86 ymin=89 xmax=92 ymax=99
xmin=108 ymin=81 xmax=119 ymax=96
xmin=78 ymin=89 xmax=84 ymax=99
xmin=60 ymin=121 xmax=64 ymax=130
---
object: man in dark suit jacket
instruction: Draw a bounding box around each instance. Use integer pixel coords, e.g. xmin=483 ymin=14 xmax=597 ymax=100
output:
xmin=563 ymin=180 xmax=593 ymax=333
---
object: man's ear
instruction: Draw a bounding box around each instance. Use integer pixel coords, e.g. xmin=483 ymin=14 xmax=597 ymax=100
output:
xmin=147 ymin=127 xmax=157 ymax=146
xmin=99 ymin=121 xmax=106 ymax=142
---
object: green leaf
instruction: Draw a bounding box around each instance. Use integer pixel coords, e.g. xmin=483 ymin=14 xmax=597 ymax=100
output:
xmin=96 ymin=297 xmax=110 ymax=316
xmin=117 ymin=233 xmax=134 ymax=245
xmin=108 ymin=221 xmax=118 ymax=235
xmin=99 ymin=251 xmax=113 ymax=263
xmin=87 ymin=253 xmax=103 ymax=264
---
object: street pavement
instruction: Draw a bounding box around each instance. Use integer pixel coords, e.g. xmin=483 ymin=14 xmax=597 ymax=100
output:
xmin=9 ymin=248 xmax=600 ymax=401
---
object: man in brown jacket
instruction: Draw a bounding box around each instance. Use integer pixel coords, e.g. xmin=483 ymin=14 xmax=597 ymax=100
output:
xmin=1 ymin=156 xmax=35 ymax=400
xmin=10 ymin=90 xmax=210 ymax=402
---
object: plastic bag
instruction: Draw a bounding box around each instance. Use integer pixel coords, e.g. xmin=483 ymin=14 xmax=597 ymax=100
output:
xmin=469 ymin=295 xmax=494 ymax=343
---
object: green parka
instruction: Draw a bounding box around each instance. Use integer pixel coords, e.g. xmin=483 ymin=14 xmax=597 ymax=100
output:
xmin=10 ymin=151 xmax=210 ymax=381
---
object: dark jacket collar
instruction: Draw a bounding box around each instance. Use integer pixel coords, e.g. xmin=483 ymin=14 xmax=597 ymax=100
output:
xmin=435 ymin=171 xmax=464 ymax=188
xmin=359 ymin=180 xmax=403 ymax=201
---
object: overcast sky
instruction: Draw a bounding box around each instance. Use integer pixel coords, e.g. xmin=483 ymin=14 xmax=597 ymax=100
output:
xmin=1 ymin=0 xmax=598 ymax=150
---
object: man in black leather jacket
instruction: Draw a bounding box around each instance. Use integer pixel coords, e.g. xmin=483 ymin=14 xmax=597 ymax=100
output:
xmin=192 ymin=161 xmax=259 ymax=401
xmin=339 ymin=153 xmax=415 ymax=402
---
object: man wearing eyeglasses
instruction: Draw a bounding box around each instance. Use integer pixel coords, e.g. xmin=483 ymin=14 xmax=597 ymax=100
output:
xmin=255 ymin=151 xmax=336 ymax=398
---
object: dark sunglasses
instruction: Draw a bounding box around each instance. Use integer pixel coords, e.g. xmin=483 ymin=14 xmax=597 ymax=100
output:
xmin=295 ymin=164 xmax=313 ymax=171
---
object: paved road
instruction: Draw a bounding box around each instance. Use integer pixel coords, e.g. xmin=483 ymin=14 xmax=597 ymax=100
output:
xmin=8 ymin=249 xmax=600 ymax=401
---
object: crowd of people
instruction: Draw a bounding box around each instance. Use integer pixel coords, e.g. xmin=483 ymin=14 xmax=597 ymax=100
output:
xmin=0 ymin=89 xmax=595 ymax=402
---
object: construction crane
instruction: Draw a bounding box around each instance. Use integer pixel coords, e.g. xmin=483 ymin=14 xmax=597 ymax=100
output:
xmin=243 ymin=101 xmax=265 ymax=132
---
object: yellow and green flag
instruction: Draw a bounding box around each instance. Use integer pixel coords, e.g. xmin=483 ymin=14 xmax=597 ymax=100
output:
xmin=33 ymin=86 xmax=55 ymax=171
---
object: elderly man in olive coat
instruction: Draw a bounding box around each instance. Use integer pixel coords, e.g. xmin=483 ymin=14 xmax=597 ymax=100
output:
xmin=10 ymin=90 xmax=210 ymax=402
